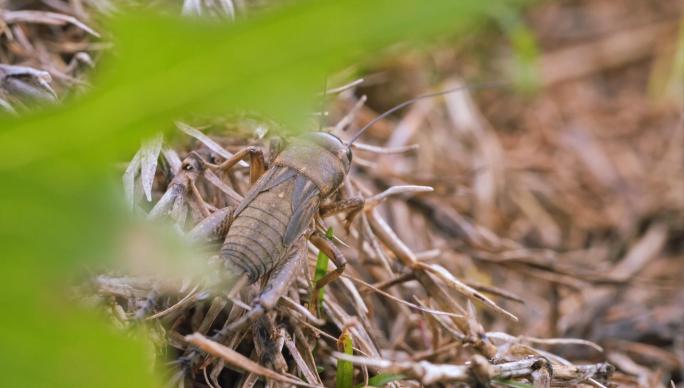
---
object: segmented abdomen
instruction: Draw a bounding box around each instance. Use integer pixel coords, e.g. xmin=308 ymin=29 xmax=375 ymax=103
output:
xmin=220 ymin=160 xmax=323 ymax=282
xmin=221 ymin=184 xmax=292 ymax=282
xmin=219 ymin=162 xmax=322 ymax=283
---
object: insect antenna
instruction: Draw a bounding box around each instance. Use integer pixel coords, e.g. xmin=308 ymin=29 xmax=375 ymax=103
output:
xmin=347 ymin=80 xmax=509 ymax=144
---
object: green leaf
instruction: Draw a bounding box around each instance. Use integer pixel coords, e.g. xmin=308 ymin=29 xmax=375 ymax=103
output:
xmin=493 ymin=4 xmax=540 ymax=93
xmin=336 ymin=329 xmax=354 ymax=388
xmin=0 ymin=0 xmax=510 ymax=170
xmin=493 ymin=378 xmax=535 ymax=388
xmin=362 ymin=373 xmax=407 ymax=387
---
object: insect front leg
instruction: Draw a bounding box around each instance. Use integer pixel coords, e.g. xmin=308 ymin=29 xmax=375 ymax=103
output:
xmin=225 ymin=237 xmax=307 ymax=332
xmin=320 ymin=197 xmax=365 ymax=229
xmin=206 ymin=146 xmax=266 ymax=184
xmin=148 ymin=153 xmax=205 ymax=221
xmin=309 ymin=231 xmax=347 ymax=290
xmin=189 ymin=179 xmax=213 ymax=218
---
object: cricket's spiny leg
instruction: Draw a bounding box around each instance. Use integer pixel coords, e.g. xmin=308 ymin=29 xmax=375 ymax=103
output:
xmin=320 ymin=197 xmax=364 ymax=230
xmin=320 ymin=197 xmax=364 ymax=217
xmin=310 ymin=232 xmax=347 ymax=290
xmin=225 ymin=238 xmax=306 ymax=332
xmin=208 ymin=146 xmax=266 ymax=184
xmin=187 ymin=206 xmax=234 ymax=243
xmin=190 ymin=180 xmax=212 ymax=218
xmin=148 ymin=155 xmax=201 ymax=220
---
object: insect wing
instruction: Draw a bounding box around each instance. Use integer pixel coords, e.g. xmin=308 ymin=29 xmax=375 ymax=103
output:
xmin=284 ymin=174 xmax=320 ymax=245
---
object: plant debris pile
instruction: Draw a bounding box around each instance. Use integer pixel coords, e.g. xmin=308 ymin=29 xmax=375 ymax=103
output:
xmin=2 ymin=0 xmax=683 ymax=387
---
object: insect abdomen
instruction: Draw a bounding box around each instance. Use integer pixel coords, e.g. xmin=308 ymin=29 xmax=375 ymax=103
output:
xmin=221 ymin=178 xmax=294 ymax=282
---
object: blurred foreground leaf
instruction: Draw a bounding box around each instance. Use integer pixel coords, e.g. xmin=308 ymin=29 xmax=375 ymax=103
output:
xmin=0 ymin=0 xmax=516 ymax=169
xmin=0 ymin=0 xmax=519 ymax=386
xmin=494 ymin=5 xmax=540 ymax=92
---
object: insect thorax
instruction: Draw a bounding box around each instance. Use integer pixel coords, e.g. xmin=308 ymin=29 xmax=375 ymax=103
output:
xmin=273 ymin=139 xmax=346 ymax=197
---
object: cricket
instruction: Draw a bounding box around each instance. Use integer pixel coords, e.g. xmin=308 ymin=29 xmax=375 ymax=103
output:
xmin=183 ymin=130 xmax=359 ymax=331
xmin=147 ymin=86 xmax=478 ymax=333
xmin=121 ymin=84 xmax=525 ymax=385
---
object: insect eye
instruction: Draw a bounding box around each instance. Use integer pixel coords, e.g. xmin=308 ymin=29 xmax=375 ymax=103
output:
xmin=183 ymin=163 xmax=194 ymax=171
xmin=345 ymin=148 xmax=352 ymax=163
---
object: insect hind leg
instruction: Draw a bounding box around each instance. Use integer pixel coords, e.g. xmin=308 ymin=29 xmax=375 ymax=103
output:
xmin=224 ymin=237 xmax=306 ymax=331
xmin=186 ymin=206 xmax=233 ymax=243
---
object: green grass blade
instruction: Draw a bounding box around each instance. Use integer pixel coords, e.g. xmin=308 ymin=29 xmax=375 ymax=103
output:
xmin=494 ymin=379 xmax=535 ymax=388
xmin=363 ymin=373 xmax=407 ymax=387
xmin=336 ymin=328 xmax=354 ymax=388
xmin=313 ymin=227 xmax=334 ymax=314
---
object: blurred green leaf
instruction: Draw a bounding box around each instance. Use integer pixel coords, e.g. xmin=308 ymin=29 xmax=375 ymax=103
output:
xmin=508 ymin=24 xmax=540 ymax=92
xmin=0 ymin=0 xmax=520 ymax=386
xmin=0 ymin=0 xmax=512 ymax=169
xmin=648 ymin=20 xmax=684 ymax=102
xmin=493 ymin=4 xmax=540 ymax=92
xmin=0 ymin=292 xmax=160 ymax=388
